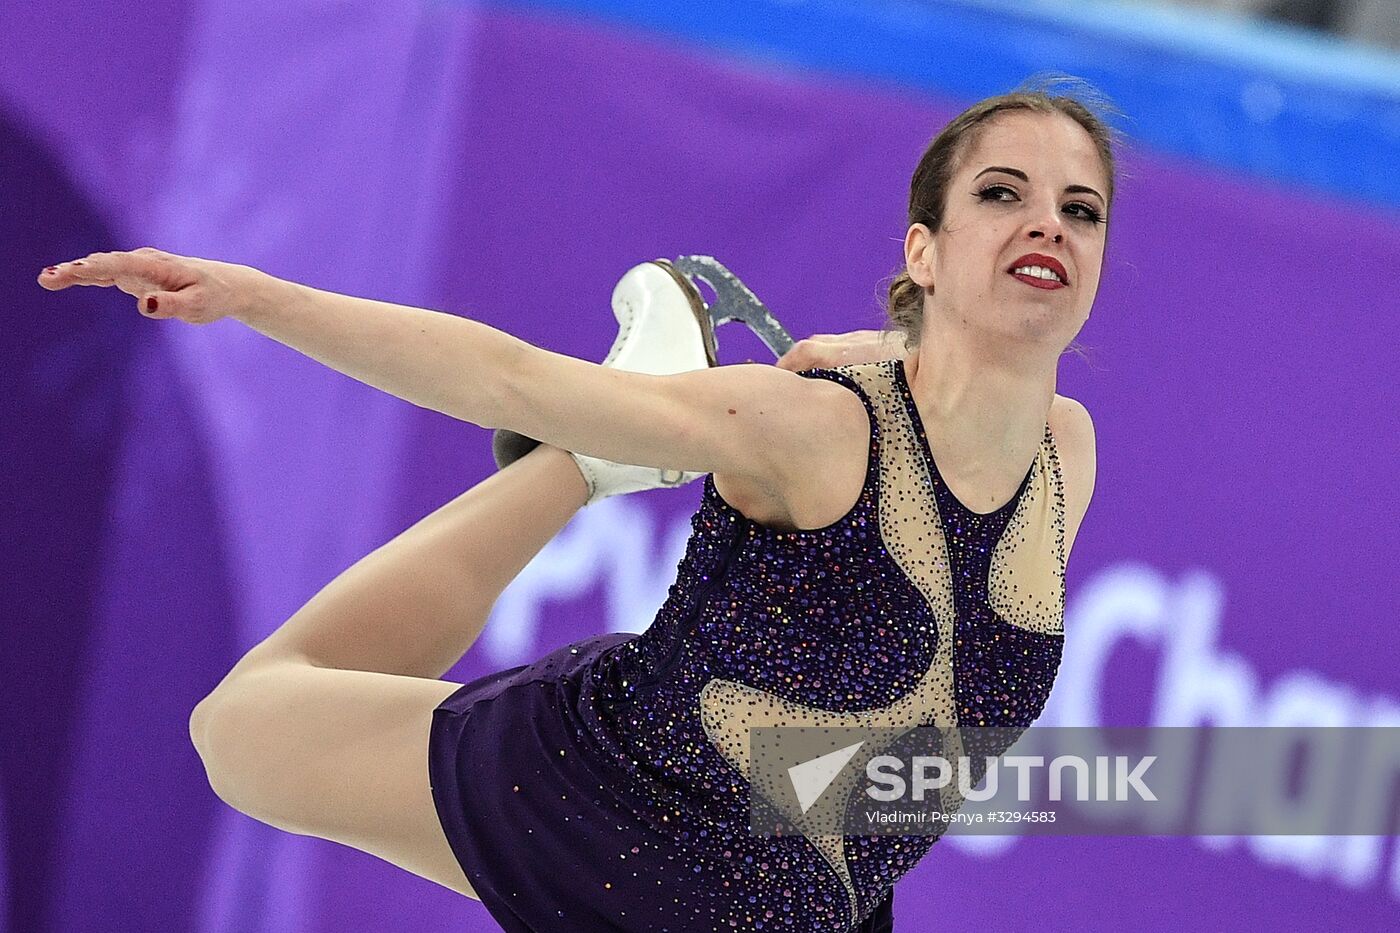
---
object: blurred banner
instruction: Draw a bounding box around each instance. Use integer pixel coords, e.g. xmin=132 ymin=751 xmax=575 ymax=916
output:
xmin=4 ymin=0 xmax=1398 ymax=930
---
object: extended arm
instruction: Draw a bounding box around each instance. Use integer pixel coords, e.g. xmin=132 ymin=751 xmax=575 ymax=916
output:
xmin=38 ymin=249 xmax=831 ymax=489
xmin=242 ymin=276 xmax=528 ymax=428
xmin=243 ymin=277 xmax=829 ymax=482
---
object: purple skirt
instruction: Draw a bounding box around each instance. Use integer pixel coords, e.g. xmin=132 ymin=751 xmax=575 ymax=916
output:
xmin=428 ymin=633 xmax=895 ymax=932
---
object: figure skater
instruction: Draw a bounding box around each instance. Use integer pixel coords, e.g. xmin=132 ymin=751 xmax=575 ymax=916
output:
xmin=37 ymin=81 xmax=1110 ymax=932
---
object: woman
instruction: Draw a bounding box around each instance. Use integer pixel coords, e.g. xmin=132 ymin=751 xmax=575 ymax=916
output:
xmin=38 ymin=81 xmax=1111 ymax=931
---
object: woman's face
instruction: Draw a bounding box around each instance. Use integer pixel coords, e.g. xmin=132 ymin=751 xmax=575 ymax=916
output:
xmin=905 ymin=109 xmax=1109 ymax=349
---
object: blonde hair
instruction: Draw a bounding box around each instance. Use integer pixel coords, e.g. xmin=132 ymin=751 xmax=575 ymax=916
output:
xmin=882 ymin=72 xmax=1127 ymax=357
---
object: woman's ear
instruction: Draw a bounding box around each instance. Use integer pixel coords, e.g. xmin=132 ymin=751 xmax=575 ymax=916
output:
xmin=904 ymin=223 xmax=936 ymax=289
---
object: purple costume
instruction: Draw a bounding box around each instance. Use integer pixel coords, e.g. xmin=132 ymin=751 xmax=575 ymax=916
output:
xmin=429 ymin=359 xmax=1068 ymax=931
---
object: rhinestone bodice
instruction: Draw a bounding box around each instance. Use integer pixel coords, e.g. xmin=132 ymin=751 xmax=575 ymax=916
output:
xmin=581 ymin=358 xmax=1067 ymax=930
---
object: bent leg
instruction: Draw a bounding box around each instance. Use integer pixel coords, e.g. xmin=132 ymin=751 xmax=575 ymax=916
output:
xmin=231 ymin=442 xmax=589 ymax=682
xmin=190 ymin=661 xmax=479 ymax=898
xmin=191 ymin=445 xmax=593 ymax=895
xmin=191 ymin=445 xmax=591 ymax=896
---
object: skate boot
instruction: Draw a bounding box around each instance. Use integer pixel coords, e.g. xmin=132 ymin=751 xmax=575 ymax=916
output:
xmin=491 ymin=259 xmax=718 ymax=506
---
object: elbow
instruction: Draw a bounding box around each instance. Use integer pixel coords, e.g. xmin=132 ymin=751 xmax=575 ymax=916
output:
xmin=462 ymin=331 xmax=535 ymax=430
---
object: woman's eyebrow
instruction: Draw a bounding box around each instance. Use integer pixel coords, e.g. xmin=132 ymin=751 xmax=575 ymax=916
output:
xmin=974 ymin=165 xmax=1104 ymax=203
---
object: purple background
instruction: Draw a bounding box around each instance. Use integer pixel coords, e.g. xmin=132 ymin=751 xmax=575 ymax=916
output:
xmin=5 ymin=1 xmax=1398 ymax=930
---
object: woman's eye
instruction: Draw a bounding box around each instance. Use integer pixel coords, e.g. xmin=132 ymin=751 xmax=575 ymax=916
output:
xmin=1066 ymin=202 xmax=1104 ymax=224
xmin=977 ymin=185 xmax=1015 ymax=201
xmin=978 ymin=186 xmax=1104 ymax=224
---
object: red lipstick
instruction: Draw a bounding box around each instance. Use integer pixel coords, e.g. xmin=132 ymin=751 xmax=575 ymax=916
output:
xmin=1008 ymin=253 xmax=1069 ymax=289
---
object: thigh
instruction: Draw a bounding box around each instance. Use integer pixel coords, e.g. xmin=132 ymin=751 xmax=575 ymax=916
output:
xmin=193 ymin=662 xmax=480 ymax=900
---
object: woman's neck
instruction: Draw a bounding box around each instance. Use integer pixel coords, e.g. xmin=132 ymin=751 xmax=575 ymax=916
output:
xmin=904 ymin=327 xmax=1058 ymax=474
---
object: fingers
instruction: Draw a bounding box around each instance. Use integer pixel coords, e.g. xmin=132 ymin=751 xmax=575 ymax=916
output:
xmin=802 ymin=331 xmax=879 ymax=343
xmin=781 ymin=336 xmax=847 ymax=371
xmin=79 ymin=251 xmax=142 ymax=293
xmin=37 ymin=246 xmax=227 ymax=325
xmin=39 ymin=257 xmax=167 ymax=319
xmin=38 ymin=251 xmax=136 ymax=290
xmin=777 ymin=330 xmax=902 ymax=371
xmin=138 ymin=293 xmax=164 ymax=318
xmin=745 ymin=329 xmax=909 ymax=372
xmin=37 ymin=248 xmax=179 ymax=295
xmin=775 ymin=343 xmax=816 ymax=371
xmin=37 ymin=257 xmax=101 ymax=290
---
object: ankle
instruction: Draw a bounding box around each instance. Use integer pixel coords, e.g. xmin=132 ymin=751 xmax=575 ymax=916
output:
xmin=520 ymin=443 xmax=590 ymax=507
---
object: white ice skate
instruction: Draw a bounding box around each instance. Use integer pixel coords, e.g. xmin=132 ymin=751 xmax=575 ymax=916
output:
xmin=492 ymin=259 xmax=718 ymax=506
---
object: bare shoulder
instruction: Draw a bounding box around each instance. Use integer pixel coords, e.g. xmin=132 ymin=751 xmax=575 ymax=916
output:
xmin=712 ymin=368 xmax=870 ymax=532
xmin=1050 ymin=393 xmax=1094 ymax=441
xmin=1049 ymin=394 xmax=1097 ymax=555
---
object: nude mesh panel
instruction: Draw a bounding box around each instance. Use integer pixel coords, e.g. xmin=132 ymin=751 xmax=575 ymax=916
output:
xmin=987 ymin=430 xmax=1067 ymax=634
xmin=698 ymin=360 xmax=1066 ymax=928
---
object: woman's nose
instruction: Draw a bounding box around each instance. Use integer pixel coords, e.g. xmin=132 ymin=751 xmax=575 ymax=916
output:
xmin=1027 ymin=202 xmax=1067 ymax=242
xmin=1027 ymin=217 xmax=1065 ymax=242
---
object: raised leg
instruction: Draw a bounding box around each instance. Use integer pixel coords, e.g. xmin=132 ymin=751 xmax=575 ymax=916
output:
xmin=190 ymin=443 xmax=589 ymax=900
xmin=225 ymin=441 xmax=589 ymax=681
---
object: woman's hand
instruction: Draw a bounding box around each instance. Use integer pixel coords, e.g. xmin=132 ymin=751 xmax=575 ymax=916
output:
xmin=37 ymin=247 xmax=267 ymax=324
xmin=773 ymin=329 xmax=907 ymax=372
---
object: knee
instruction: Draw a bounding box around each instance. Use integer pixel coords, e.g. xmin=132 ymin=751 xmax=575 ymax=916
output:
xmin=188 ymin=681 xmax=292 ymax=828
xmin=188 ymin=691 xmax=219 ymax=759
xmin=189 ymin=689 xmax=252 ymax=815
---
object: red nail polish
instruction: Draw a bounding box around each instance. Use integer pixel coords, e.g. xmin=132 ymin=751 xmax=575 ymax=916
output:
xmin=44 ymin=266 xmax=57 ymax=273
xmin=145 ymin=297 xmax=158 ymax=312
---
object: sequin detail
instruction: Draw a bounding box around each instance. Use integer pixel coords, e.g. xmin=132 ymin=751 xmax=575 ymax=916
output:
xmin=568 ymin=359 xmax=1068 ymax=930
